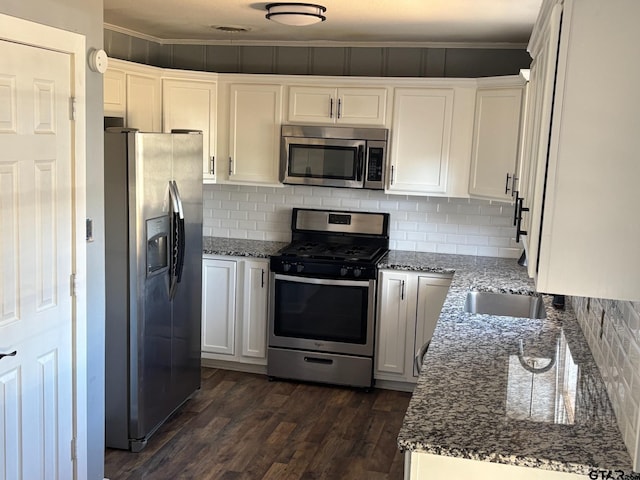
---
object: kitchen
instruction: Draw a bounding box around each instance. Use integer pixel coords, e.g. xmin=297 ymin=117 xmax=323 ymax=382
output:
xmin=1 ymin=0 xmax=640 ymax=479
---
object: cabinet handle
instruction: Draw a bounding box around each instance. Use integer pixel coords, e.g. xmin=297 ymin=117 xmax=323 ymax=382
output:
xmin=401 ymin=280 xmax=405 ymax=300
xmin=261 ymin=269 xmax=265 ymax=288
xmin=513 ymin=191 xmax=520 ymax=226
xmin=210 ymin=156 xmax=215 ymax=175
xmin=515 ymin=197 xmax=529 ymax=243
xmin=337 ymin=98 xmax=342 ymax=119
xmin=329 ymin=98 xmax=333 ymax=118
xmin=511 ymin=174 xmax=518 ymax=197
xmin=390 ymin=165 xmax=395 ymax=185
xmin=0 ymin=350 xmax=17 ymax=360
xmin=504 ymin=173 xmax=512 ymax=194
xmin=228 ymin=157 xmax=233 ymax=176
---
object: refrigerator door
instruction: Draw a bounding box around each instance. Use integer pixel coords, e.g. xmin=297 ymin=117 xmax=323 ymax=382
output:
xmin=169 ymin=133 xmax=203 ymax=410
xmin=128 ymin=132 xmax=175 ymax=445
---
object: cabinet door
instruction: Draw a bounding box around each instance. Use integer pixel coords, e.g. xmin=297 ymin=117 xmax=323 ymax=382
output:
xmin=103 ymin=68 xmax=126 ymax=118
xmin=525 ymin=4 xmax=562 ymax=280
xmin=376 ymin=271 xmax=409 ymax=375
xmin=413 ymin=275 xmax=452 ymax=377
xmin=126 ymin=72 xmax=161 ymax=132
xmin=336 ymin=87 xmax=387 ymax=126
xmin=388 ymin=88 xmax=454 ymax=195
xmin=163 ymin=79 xmax=217 ymax=182
xmin=468 ymin=87 xmax=523 ymax=201
xmin=228 ymin=83 xmax=282 ymax=185
xmin=534 ymin=0 xmax=640 ymax=301
xmin=287 ymin=85 xmax=335 ymax=124
xmin=241 ymin=260 xmax=269 ymax=360
xmin=202 ymin=259 xmax=236 ymax=355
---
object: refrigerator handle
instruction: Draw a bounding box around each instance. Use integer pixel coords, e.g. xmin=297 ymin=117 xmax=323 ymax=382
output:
xmin=168 ymin=181 xmax=186 ymax=300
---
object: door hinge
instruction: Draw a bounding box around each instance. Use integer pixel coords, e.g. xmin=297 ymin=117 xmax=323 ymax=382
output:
xmin=70 ymin=437 xmax=77 ymax=461
xmin=70 ymin=273 xmax=77 ymax=297
xmin=70 ymin=97 xmax=77 ymax=121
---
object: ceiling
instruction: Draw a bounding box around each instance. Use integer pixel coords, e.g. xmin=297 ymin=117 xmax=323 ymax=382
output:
xmin=103 ymin=0 xmax=543 ymax=47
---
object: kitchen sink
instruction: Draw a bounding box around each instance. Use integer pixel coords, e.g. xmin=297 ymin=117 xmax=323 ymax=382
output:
xmin=464 ymin=291 xmax=546 ymax=319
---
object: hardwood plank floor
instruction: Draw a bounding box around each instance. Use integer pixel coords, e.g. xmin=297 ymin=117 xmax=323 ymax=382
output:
xmin=105 ymin=368 xmax=411 ymax=480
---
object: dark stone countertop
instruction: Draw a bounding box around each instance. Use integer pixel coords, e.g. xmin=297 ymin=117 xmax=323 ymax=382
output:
xmin=203 ymin=237 xmax=287 ymax=258
xmin=380 ymin=250 xmax=634 ymax=476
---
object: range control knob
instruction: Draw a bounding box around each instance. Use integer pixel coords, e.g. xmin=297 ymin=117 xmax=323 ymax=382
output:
xmin=282 ymin=262 xmax=291 ymax=272
xmin=296 ymin=264 xmax=304 ymax=273
xmin=340 ymin=267 xmax=348 ymax=277
xmin=353 ymin=268 xmax=362 ymax=278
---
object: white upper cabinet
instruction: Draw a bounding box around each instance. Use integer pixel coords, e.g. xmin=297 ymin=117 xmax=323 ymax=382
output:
xmin=103 ymin=68 xmax=126 ymax=118
xmin=162 ymin=76 xmax=217 ymax=183
xmin=287 ymin=85 xmax=388 ymax=126
xmin=525 ymin=0 xmax=640 ymax=301
xmin=126 ymin=71 xmax=161 ymax=132
xmin=103 ymin=59 xmax=161 ymax=132
xmin=388 ymin=87 xmax=454 ymax=195
xmin=219 ymin=80 xmax=283 ymax=186
xmin=387 ymin=83 xmax=475 ymax=197
xmin=468 ymin=77 xmax=525 ymax=202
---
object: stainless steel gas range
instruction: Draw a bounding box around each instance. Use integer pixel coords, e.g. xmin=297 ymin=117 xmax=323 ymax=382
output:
xmin=267 ymin=208 xmax=390 ymax=389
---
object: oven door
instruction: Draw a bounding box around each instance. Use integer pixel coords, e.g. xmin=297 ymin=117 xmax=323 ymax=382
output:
xmin=281 ymin=137 xmax=366 ymax=188
xmin=269 ymin=274 xmax=375 ymax=357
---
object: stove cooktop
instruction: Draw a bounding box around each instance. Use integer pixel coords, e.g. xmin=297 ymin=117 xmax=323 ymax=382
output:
xmin=278 ymin=241 xmax=384 ymax=263
xmin=270 ymin=208 xmax=390 ymax=279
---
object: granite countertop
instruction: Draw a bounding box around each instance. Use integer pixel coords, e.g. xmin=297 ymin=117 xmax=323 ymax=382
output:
xmin=203 ymin=236 xmax=287 ymax=258
xmin=383 ymin=251 xmax=635 ymax=476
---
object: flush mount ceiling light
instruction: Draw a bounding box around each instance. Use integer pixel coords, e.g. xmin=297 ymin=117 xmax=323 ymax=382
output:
xmin=265 ymin=3 xmax=327 ymax=26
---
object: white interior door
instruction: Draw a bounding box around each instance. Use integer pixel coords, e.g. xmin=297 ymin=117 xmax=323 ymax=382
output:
xmin=0 ymin=38 xmax=74 ymax=479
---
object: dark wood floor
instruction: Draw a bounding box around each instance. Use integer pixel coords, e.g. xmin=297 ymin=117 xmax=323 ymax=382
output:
xmin=105 ymin=368 xmax=412 ymax=480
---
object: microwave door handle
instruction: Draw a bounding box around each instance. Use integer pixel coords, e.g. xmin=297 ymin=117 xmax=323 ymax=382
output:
xmin=356 ymin=145 xmax=364 ymax=182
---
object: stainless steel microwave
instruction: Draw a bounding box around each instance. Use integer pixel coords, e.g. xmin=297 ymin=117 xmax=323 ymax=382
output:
xmin=280 ymin=125 xmax=388 ymax=189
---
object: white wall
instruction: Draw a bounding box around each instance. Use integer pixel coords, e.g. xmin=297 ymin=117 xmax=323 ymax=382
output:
xmin=572 ymin=297 xmax=640 ymax=471
xmin=0 ymin=2 xmax=105 ymax=479
xmin=204 ymin=184 xmax=522 ymax=258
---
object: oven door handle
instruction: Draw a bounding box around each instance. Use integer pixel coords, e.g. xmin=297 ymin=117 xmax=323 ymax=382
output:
xmin=273 ymin=273 xmax=372 ymax=287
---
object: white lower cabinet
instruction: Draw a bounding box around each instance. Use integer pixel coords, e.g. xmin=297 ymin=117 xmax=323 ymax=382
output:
xmin=201 ymin=256 xmax=270 ymax=367
xmin=375 ymin=270 xmax=452 ymax=386
xmin=406 ymin=452 xmax=584 ymax=480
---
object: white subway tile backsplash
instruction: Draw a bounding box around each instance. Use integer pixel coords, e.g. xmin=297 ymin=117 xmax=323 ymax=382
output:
xmin=456 ymin=245 xmax=478 ymax=255
xmin=204 ymin=184 xmax=521 ymax=258
xmin=572 ymin=296 xmax=640 ymax=470
xmin=476 ymin=246 xmax=500 ymax=257
xmin=437 ymin=224 xmax=459 ymax=234
xmin=436 ymin=244 xmax=457 ymax=254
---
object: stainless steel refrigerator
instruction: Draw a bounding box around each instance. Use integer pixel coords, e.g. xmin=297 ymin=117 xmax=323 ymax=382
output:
xmin=104 ymin=129 xmax=203 ymax=452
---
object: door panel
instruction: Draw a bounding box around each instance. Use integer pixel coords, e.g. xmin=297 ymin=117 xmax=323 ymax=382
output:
xmin=0 ymin=38 xmax=73 ymax=479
